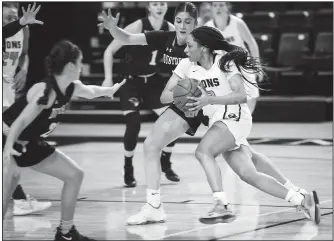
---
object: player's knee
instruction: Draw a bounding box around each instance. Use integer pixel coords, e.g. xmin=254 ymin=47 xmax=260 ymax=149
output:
xmin=66 ymin=167 xmax=84 ymax=184
xmin=12 ymin=166 xmax=20 ymax=181
xmin=195 ymin=146 xmax=210 ymax=162
xmin=125 ymin=111 xmax=141 ymax=134
xmin=143 ymin=136 xmax=162 ymax=154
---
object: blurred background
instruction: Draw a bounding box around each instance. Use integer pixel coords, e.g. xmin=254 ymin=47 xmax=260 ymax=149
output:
xmin=21 ymin=1 xmax=333 ymax=123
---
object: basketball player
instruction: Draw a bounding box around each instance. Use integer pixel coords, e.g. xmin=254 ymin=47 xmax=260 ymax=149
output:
xmin=180 ymin=26 xmax=320 ymax=225
xmin=102 ymin=2 xmax=179 ymax=188
xmin=3 ymin=40 xmax=125 ymax=241
xmin=205 ymin=1 xmax=263 ymax=113
xmin=98 ymin=4 xmax=312 ymax=226
xmin=3 ymin=2 xmax=52 ymax=216
xmin=196 ymin=2 xmax=213 ymax=27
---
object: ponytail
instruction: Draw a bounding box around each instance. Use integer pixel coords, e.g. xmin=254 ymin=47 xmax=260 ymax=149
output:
xmin=219 ymin=43 xmax=268 ymax=89
xmin=37 ymin=56 xmax=53 ymax=105
xmin=191 ymin=26 xmax=269 ymax=90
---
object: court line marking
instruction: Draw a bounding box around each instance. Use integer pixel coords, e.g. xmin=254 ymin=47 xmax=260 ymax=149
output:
xmin=162 ymin=199 xmax=332 ymax=239
xmin=211 ymin=211 xmax=333 ymax=241
xmin=37 ymin=198 xmax=333 ymax=210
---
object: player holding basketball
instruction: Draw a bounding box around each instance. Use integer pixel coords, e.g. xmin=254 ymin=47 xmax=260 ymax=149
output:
xmin=98 ymin=5 xmax=314 ymax=226
xmin=3 ymin=2 xmax=52 ymax=216
xmin=205 ymin=1 xmax=263 ymax=113
xmin=179 ymin=26 xmax=320 ymax=225
xmin=3 ymin=40 xmax=125 ymax=241
xmin=102 ymin=2 xmax=179 ymax=188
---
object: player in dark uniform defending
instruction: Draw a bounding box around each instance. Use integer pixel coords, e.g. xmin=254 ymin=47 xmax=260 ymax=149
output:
xmin=3 ymin=40 xmax=125 ymax=241
xmin=102 ymin=2 xmax=179 ymax=187
xmin=98 ymin=2 xmax=204 ymax=224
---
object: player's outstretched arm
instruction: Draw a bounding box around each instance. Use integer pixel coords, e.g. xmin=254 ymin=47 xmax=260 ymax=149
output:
xmin=98 ymin=9 xmax=147 ymax=45
xmin=73 ymin=79 xmax=126 ymax=99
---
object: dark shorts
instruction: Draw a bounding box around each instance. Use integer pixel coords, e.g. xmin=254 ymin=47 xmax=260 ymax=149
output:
xmin=3 ymin=134 xmax=55 ymax=167
xmin=119 ymin=73 xmax=168 ymax=111
xmin=169 ymin=104 xmax=209 ymax=136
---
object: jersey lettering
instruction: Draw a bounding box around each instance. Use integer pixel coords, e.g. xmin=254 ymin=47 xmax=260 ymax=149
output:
xmin=200 ymin=78 xmax=220 ymax=88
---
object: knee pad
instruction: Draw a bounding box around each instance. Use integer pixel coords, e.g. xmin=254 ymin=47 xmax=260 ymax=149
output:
xmin=124 ymin=111 xmax=141 ymax=151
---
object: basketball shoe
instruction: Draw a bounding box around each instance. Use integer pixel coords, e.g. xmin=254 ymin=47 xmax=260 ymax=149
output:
xmin=127 ymin=203 xmax=166 ymax=225
xmin=54 ymin=225 xmax=96 ymax=241
xmin=13 ymin=194 xmax=52 ymax=216
xmin=297 ymin=191 xmax=321 ymax=224
xmin=199 ymin=199 xmax=236 ymax=224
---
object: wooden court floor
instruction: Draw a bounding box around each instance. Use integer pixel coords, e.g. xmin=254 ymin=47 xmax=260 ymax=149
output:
xmin=3 ymin=122 xmax=333 ymax=240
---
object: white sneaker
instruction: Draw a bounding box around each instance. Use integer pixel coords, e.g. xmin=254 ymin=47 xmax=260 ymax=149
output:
xmin=13 ymin=195 xmax=52 ymax=216
xmin=127 ymin=203 xmax=166 ymax=225
xmin=199 ymin=200 xmax=236 ymax=224
xmin=297 ymin=191 xmax=321 ymax=224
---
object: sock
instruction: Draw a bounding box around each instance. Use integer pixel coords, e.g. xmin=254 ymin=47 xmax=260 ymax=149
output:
xmin=147 ymin=188 xmax=161 ymax=208
xmin=213 ymin=191 xmax=229 ymax=206
xmin=283 ymin=180 xmax=300 ymax=192
xmin=285 ymin=189 xmax=304 ymax=206
xmin=60 ymin=220 xmax=73 ymax=234
xmin=12 ymin=185 xmax=27 ymax=200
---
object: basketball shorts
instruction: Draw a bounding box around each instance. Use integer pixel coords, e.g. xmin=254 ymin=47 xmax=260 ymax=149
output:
xmin=2 ymin=134 xmax=55 ymax=167
xmin=208 ymin=109 xmax=252 ymax=151
xmin=169 ymin=104 xmax=209 ymax=136
xmin=119 ymin=73 xmax=168 ymax=111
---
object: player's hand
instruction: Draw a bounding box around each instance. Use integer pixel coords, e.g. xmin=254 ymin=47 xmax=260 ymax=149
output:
xmin=186 ymin=85 xmax=210 ymax=111
xmin=20 ymin=3 xmax=43 ymax=25
xmin=12 ymin=69 xmax=27 ymax=93
xmin=3 ymin=143 xmax=26 ymax=163
xmin=106 ymin=79 xmax=126 ymax=98
xmin=97 ymin=9 xmax=120 ymax=30
xmin=102 ymin=78 xmax=113 ymax=87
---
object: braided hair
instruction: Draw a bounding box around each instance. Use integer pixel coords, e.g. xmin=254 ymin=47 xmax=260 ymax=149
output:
xmin=37 ymin=40 xmax=81 ymax=105
xmin=190 ymin=26 xmax=267 ymax=89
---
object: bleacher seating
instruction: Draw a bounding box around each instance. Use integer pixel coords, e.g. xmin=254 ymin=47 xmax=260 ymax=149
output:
xmin=74 ymin=2 xmax=333 ymax=123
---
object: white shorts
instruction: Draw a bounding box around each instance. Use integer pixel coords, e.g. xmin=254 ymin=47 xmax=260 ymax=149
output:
xmin=209 ymin=110 xmax=252 ymax=151
xmin=3 ymin=79 xmax=15 ymax=108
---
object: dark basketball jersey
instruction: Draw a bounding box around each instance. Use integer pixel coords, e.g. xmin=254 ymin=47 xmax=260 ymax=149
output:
xmin=124 ymin=18 xmax=169 ymax=76
xmin=144 ymin=31 xmax=188 ymax=77
xmin=3 ymin=81 xmax=74 ymax=141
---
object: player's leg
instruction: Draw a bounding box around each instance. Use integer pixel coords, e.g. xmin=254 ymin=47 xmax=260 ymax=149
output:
xmin=31 ymin=149 xmax=96 ymax=240
xmin=3 ymin=155 xmax=21 ymax=219
xmin=147 ymin=75 xmax=180 ymax=182
xmin=195 ymin=121 xmax=238 ymax=224
xmin=224 ymin=145 xmax=321 ymax=224
xmin=250 ymin=146 xmax=306 ymax=193
xmin=119 ymin=76 xmax=142 ymax=188
xmin=127 ymin=108 xmax=190 ymax=225
xmin=3 ymin=102 xmax=51 ymax=216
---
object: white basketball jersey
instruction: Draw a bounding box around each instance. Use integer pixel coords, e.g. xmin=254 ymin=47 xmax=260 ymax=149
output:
xmin=205 ymin=16 xmax=259 ymax=99
xmin=173 ymin=55 xmax=252 ymax=122
xmin=205 ymin=15 xmax=246 ymax=49
xmin=3 ymin=29 xmax=24 ymax=83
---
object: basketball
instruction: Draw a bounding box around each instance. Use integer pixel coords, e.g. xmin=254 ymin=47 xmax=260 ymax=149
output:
xmin=173 ymin=78 xmax=202 ymax=112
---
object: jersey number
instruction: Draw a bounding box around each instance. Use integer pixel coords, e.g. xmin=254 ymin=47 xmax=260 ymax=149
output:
xmin=149 ymin=50 xmax=158 ymax=66
xmin=3 ymin=51 xmax=19 ymax=66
